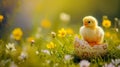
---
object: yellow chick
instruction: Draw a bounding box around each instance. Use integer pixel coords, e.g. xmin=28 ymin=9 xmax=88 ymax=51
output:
xmin=80 ymin=16 xmax=104 ymax=46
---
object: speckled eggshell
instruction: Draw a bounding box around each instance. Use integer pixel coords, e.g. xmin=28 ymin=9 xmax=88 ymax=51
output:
xmin=74 ymin=36 xmax=108 ymax=58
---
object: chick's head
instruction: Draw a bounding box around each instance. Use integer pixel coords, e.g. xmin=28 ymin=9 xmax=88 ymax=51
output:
xmin=83 ymin=16 xmax=98 ymax=29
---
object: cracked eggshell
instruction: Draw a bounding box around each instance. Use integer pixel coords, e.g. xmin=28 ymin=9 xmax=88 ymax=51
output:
xmin=74 ymin=37 xmax=108 ymax=58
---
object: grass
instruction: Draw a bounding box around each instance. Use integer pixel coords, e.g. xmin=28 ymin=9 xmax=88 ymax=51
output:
xmin=0 ymin=17 xmax=120 ymax=67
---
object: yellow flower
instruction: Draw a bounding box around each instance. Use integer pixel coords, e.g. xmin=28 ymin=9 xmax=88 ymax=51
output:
xmin=66 ymin=28 xmax=74 ymax=35
xmin=58 ymin=28 xmax=67 ymax=38
xmin=102 ymin=16 xmax=111 ymax=28
xmin=41 ymin=19 xmax=51 ymax=28
xmin=46 ymin=42 xmax=56 ymax=49
xmin=12 ymin=28 xmax=23 ymax=40
xmin=27 ymin=37 xmax=35 ymax=42
xmin=0 ymin=15 xmax=4 ymax=22
xmin=105 ymin=32 xmax=110 ymax=37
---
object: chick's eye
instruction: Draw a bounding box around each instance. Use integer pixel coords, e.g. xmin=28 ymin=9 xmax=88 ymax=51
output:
xmin=88 ymin=21 xmax=91 ymax=23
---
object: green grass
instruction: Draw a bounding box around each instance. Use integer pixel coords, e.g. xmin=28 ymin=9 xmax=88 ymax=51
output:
xmin=0 ymin=27 xmax=120 ymax=67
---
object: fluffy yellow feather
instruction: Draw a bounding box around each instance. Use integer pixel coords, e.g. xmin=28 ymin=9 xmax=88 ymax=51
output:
xmin=80 ymin=16 xmax=104 ymax=46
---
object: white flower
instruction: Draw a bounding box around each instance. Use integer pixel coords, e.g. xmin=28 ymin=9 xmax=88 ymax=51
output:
xmin=111 ymin=59 xmax=120 ymax=65
xmin=9 ymin=61 xmax=18 ymax=67
xmin=79 ymin=60 xmax=90 ymax=67
xmin=51 ymin=31 xmax=56 ymax=38
xmin=41 ymin=49 xmax=50 ymax=55
xmin=18 ymin=51 xmax=28 ymax=61
xmin=0 ymin=59 xmax=11 ymax=66
xmin=60 ymin=12 xmax=71 ymax=22
xmin=64 ymin=54 xmax=72 ymax=61
xmin=6 ymin=43 xmax=16 ymax=51
xmin=117 ymin=45 xmax=120 ymax=50
xmin=35 ymin=51 xmax=39 ymax=55
xmin=103 ymin=63 xmax=115 ymax=67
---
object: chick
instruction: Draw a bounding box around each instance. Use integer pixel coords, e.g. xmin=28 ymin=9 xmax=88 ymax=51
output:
xmin=80 ymin=16 xmax=104 ymax=46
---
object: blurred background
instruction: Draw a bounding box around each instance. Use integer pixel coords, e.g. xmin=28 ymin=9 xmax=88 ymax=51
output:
xmin=0 ymin=0 xmax=120 ymax=40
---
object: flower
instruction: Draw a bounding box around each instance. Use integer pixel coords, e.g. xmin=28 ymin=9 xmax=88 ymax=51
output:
xmin=66 ymin=28 xmax=74 ymax=35
xmin=6 ymin=43 xmax=16 ymax=52
xmin=0 ymin=15 xmax=4 ymax=22
xmin=105 ymin=32 xmax=111 ymax=37
xmin=117 ymin=45 xmax=120 ymax=50
xmin=12 ymin=28 xmax=23 ymax=40
xmin=64 ymin=54 xmax=73 ymax=61
xmin=27 ymin=37 xmax=35 ymax=42
xmin=79 ymin=60 xmax=90 ymax=67
xmin=111 ymin=59 xmax=120 ymax=65
xmin=60 ymin=12 xmax=71 ymax=22
xmin=58 ymin=28 xmax=67 ymax=38
xmin=103 ymin=63 xmax=115 ymax=67
xmin=102 ymin=16 xmax=111 ymax=28
xmin=41 ymin=49 xmax=50 ymax=55
xmin=41 ymin=19 xmax=51 ymax=28
xmin=51 ymin=31 xmax=56 ymax=38
xmin=18 ymin=51 xmax=28 ymax=61
xmin=46 ymin=42 xmax=56 ymax=49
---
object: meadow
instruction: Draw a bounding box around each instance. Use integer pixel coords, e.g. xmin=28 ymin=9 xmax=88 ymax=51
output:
xmin=0 ymin=13 xmax=120 ymax=67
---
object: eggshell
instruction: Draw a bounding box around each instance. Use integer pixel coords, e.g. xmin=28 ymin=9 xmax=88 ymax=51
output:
xmin=74 ymin=36 xmax=108 ymax=58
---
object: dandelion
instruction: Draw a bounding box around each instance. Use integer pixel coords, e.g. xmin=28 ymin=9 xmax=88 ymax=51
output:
xmin=12 ymin=28 xmax=23 ymax=40
xmin=58 ymin=28 xmax=67 ymax=38
xmin=66 ymin=28 xmax=74 ymax=35
xmin=46 ymin=42 xmax=56 ymax=49
xmin=0 ymin=15 xmax=4 ymax=22
xmin=102 ymin=16 xmax=111 ymax=28
xmin=60 ymin=12 xmax=71 ymax=22
xmin=41 ymin=19 xmax=51 ymax=28
xmin=79 ymin=60 xmax=90 ymax=67
xmin=51 ymin=31 xmax=56 ymax=38
xmin=6 ymin=43 xmax=16 ymax=52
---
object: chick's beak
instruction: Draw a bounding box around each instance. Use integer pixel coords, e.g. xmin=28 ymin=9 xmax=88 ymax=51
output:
xmin=84 ymin=22 xmax=88 ymax=26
